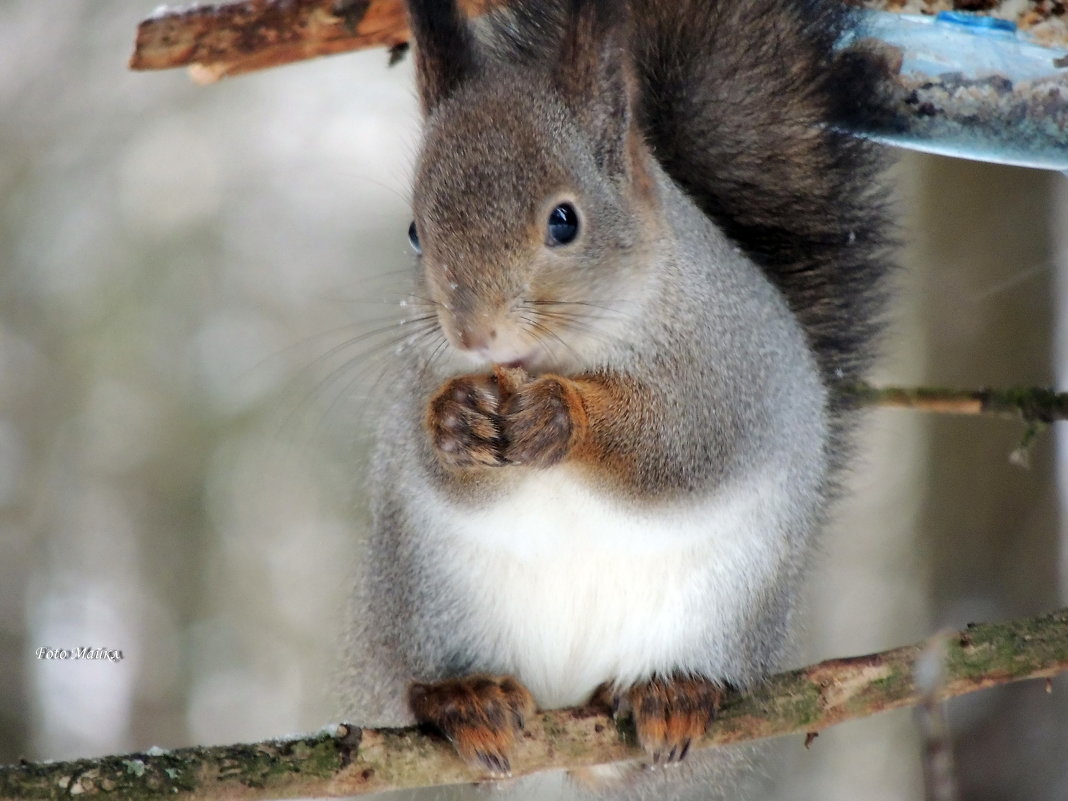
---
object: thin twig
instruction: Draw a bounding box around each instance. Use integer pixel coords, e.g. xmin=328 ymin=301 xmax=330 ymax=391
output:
xmin=846 ymin=382 xmax=1068 ymax=422
xmin=129 ymin=0 xmax=1068 ymax=82
xmin=3 ymin=608 xmax=1065 ymax=800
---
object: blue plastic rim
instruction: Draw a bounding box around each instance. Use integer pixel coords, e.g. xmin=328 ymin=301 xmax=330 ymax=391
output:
xmin=934 ymin=10 xmax=1018 ymax=34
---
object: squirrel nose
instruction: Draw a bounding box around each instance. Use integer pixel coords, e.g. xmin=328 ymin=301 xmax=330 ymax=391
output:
xmin=458 ymin=326 xmax=497 ymax=352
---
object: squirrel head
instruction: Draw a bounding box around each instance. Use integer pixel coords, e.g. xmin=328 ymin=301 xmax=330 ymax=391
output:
xmin=406 ymin=0 xmax=659 ymax=371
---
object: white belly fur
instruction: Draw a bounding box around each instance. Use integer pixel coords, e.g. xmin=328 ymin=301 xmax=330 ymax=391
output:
xmin=424 ymin=465 xmax=793 ymax=709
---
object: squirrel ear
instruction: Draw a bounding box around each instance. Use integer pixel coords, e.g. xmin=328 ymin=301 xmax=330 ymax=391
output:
xmin=406 ymin=0 xmax=477 ymax=114
xmin=554 ymin=0 xmax=635 ymax=176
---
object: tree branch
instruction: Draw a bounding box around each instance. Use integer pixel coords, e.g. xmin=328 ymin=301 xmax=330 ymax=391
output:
xmin=129 ymin=0 xmax=1068 ymax=82
xmin=3 ymin=608 xmax=1066 ymax=800
xmin=128 ymin=0 xmax=503 ymax=83
xmin=847 ymin=382 xmax=1068 ymax=422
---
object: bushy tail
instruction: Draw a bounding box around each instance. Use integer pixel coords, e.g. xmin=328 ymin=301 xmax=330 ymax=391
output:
xmin=632 ymin=0 xmax=893 ymax=391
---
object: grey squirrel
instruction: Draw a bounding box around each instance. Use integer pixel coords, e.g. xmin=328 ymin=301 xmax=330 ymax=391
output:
xmin=341 ymin=0 xmax=891 ymax=794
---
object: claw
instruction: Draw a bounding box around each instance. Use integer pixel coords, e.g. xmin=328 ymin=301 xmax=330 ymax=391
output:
xmin=626 ymin=675 xmax=724 ymax=765
xmin=408 ymin=674 xmax=535 ymax=777
xmin=477 ymin=750 xmax=510 ymax=777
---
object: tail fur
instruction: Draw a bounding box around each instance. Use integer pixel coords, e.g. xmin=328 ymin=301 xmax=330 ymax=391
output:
xmin=630 ymin=0 xmax=893 ymax=392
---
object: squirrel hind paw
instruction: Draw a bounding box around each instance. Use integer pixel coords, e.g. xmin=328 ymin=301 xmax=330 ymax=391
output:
xmin=617 ymin=675 xmax=726 ymax=765
xmin=408 ymin=674 xmax=536 ymax=777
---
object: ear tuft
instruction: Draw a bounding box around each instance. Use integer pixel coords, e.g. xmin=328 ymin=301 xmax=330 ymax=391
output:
xmin=554 ymin=0 xmax=635 ymax=176
xmin=407 ymin=0 xmax=477 ymax=114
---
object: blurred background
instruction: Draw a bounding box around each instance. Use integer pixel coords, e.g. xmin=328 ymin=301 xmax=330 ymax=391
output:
xmin=0 ymin=2 xmax=1065 ymax=799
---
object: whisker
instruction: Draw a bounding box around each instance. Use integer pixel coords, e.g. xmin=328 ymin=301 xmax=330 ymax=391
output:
xmin=295 ymin=316 xmax=438 ymax=382
xmin=519 ymin=299 xmax=631 ymax=333
xmin=529 ymin=310 xmax=616 ymax=336
xmin=421 ymin=336 xmax=452 ymax=384
xmin=273 ymin=317 xmax=438 ymax=440
xmin=526 ymin=323 xmax=556 ymax=367
xmin=520 ymin=314 xmax=584 ymax=366
xmin=531 ymin=309 xmax=619 ymax=324
xmin=316 ymin=322 xmax=441 ymax=428
xmin=357 ymin=324 xmax=445 ymax=409
xmin=237 ymin=320 xmax=380 ymax=384
xmin=528 ymin=299 xmax=625 ymax=313
xmin=522 ymin=307 xmax=616 ymax=348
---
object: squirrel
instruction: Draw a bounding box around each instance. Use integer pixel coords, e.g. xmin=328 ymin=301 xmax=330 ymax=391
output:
xmin=340 ymin=0 xmax=891 ymax=795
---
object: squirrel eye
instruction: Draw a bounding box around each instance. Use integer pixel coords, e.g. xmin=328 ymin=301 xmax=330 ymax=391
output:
xmin=547 ymin=203 xmax=579 ymax=246
xmin=407 ymin=220 xmax=421 ymax=255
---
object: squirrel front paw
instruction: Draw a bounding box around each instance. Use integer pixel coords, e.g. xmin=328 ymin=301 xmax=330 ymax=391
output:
xmin=500 ymin=376 xmax=587 ymax=468
xmin=600 ymin=675 xmax=725 ymax=764
xmin=427 ymin=371 xmax=587 ymax=470
xmin=408 ymin=674 xmax=536 ymax=777
xmin=427 ymin=375 xmax=506 ymax=468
